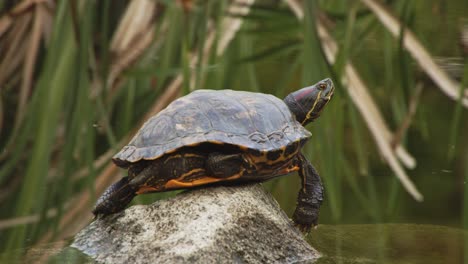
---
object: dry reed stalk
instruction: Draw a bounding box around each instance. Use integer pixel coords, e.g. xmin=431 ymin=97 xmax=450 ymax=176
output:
xmin=217 ymin=0 xmax=255 ymax=55
xmin=0 ymin=0 xmax=54 ymax=162
xmin=196 ymin=0 xmax=256 ymax=91
xmin=284 ymin=0 xmax=422 ymax=201
xmin=0 ymin=14 xmax=31 ymax=87
xmin=14 ymin=4 xmax=45 ymax=140
xmin=0 ymin=207 xmax=58 ymax=230
xmin=35 ymin=0 xmax=252 ymax=247
xmin=107 ymin=0 xmax=157 ymax=91
xmin=0 ymin=0 xmax=51 ymax=38
xmin=360 ymin=0 xmax=468 ymax=108
xmin=0 ymin=14 xmax=13 ymax=39
xmin=392 ymin=84 xmax=423 ymax=148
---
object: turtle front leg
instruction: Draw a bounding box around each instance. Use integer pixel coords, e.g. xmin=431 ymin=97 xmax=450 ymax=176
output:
xmin=93 ymin=176 xmax=137 ymax=216
xmin=293 ymin=152 xmax=324 ymax=233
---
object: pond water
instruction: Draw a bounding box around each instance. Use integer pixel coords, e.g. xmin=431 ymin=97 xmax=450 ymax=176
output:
xmin=308 ymin=224 xmax=467 ymax=264
xmin=0 ymin=241 xmax=92 ymax=264
xmin=1 ymin=224 xmax=465 ymax=263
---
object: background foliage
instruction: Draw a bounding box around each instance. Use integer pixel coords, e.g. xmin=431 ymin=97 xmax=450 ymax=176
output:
xmin=0 ymin=0 xmax=467 ymax=260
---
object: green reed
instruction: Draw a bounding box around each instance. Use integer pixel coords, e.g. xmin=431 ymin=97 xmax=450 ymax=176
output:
xmin=0 ymin=1 xmax=466 ymax=259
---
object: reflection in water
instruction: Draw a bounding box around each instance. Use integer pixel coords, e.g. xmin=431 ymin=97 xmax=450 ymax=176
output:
xmin=2 ymin=224 xmax=465 ymax=263
xmin=0 ymin=241 xmax=93 ymax=264
xmin=307 ymin=224 xmax=467 ymax=264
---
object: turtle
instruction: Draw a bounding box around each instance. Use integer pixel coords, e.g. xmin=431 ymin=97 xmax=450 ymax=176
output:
xmin=93 ymin=78 xmax=334 ymax=231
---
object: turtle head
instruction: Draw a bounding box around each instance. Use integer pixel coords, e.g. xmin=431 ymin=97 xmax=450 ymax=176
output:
xmin=284 ymin=78 xmax=334 ymax=126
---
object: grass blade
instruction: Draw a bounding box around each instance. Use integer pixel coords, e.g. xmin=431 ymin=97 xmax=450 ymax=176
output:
xmin=284 ymin=0 xmax=422 ymax=201
xmin=360 ymin=0 xmax=468 ymax=108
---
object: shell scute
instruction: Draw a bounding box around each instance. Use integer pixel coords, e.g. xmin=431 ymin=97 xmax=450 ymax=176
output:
xmin=113 ymin=89 xmax=311 ymax=166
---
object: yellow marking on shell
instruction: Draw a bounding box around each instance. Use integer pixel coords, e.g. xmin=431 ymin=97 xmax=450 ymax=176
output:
xmin=279 ymin=146 xmax=287 ymax=160
xmin=136 ymin=185 xmax=160 ymax=194
xmin=248 ymin=151 xmax=269 ymax=163
xmin=284 ymin=141 xmax=301 ymax=160
xmin=247 ymin=148 xmax=298 ymax=166
xmin=163 ymin=142 xmax=205 ymax=157
xmin=164 ymin=173 xmax=242 ymax=189
xmin=183 ymin=153 xmax=205 ymax=158
xmin=267 ymin=164 xmax=300 ymax=175
xmin=164 ymin=153 xmax=204 ymax=164
xmin=138 ymin=164 xmax=207 ymax=194
xmin=207 ymin=140 xmax=225 ymax=145
xmin=301 ymin=90 xmax=322 ymax=125
xmin=164 ymin=154 xmax=182 ymax=163
xmin=238 ymin=145 xmax=249 ymax=151
xmin=178 ymin=168 xmax=205 ymax=181
xmin=282 ymin=165 xmax=300 ymax=175
xmin=250 ymin=161 xmax=299 ymax=179
xmin=165 ymin=149 xmax=177 ymax=155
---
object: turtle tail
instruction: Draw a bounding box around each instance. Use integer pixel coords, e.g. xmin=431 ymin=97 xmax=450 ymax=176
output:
xmin=92 ymin=176 xmax=137 ymax=216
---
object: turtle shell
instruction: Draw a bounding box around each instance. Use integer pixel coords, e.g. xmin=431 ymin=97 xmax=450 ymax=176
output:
xmin=113 ymin=89 xmax=311 ymax=167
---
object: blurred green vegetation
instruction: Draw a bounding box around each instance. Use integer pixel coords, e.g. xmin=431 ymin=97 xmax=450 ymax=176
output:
xmin=0 ymin=0 xmax=467 ymax=260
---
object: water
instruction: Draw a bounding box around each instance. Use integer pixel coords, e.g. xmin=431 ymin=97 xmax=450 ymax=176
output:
xmin=308 ymin=224 xmax=467 ymax=264
xmin=1 ymin=224 xmax=464 ymax=263
xmin=0 ymin=242 xmax=93 ymax=264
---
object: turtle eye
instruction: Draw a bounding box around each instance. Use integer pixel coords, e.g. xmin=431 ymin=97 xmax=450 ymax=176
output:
xmin=318 ymin=83 xmax=327 ymax=90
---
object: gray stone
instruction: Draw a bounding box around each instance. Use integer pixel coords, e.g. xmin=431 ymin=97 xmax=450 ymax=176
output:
xmin=72 ymin=183 xmax=319 ymax=264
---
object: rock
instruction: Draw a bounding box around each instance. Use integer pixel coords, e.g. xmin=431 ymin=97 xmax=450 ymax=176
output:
xmin=72 ymin=183 xmax=319 ymax=264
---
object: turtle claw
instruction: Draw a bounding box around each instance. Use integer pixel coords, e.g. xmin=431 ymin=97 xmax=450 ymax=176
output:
xmin=292 ymin=201 xmax=319 ymax=234
xmin=294 ymin=223 xmax=312 ymax=234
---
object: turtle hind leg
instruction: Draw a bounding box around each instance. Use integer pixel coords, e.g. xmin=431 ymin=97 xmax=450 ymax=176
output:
xmin=206 ymin=152 xmax=245 ymax=178
xmin=292 ymin=152 xmax=324 ymax=233
xmin=93 ymin=176 xmax=137 ymax=216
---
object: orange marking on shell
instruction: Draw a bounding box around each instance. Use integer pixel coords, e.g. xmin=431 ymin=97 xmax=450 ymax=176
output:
xmin=178 ymin=168 xmax=205 ymax=180
xmin=164 ymin=174 xmax=241 ymax=189
xmin=238 ymin=145 xmax=249 ymax=151
xmin=281 ymin=165 xmax=300 ymax=174
xmin=164 ymin=154 xmax=182 ymax=163
xmin=183 ymin=153 xmax=204 ymax=158
xmin=261 ymin=165 xmax=300 ymax=176
xmin=136 ymin=185 xmax=160 ymax=194
xmin=165 ymin=149 xmax=177 ymax=154
xmin=207 ymin=140 xmax=224 ymax=145
xmin=247 ymin=149 xmax=296 ymax=166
